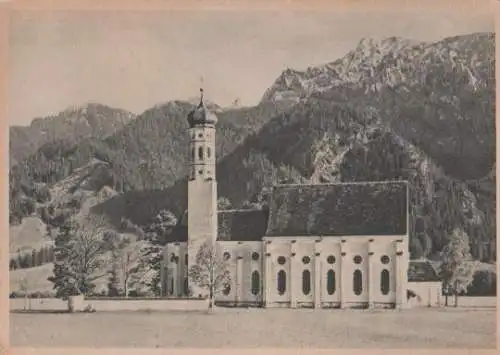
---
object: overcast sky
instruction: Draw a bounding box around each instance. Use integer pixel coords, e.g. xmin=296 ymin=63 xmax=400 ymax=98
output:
xmin=9 ymin=7 xmax=494 ymax=125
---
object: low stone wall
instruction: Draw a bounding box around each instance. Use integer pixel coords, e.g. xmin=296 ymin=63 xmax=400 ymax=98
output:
xmin=85 ymin=298 xmax=209 ymax=311
xmin=407 ymin=281 xmax=442 ymax=307
xmin=10 ymin=298 xmax=67 ymax=311
xmin=10 ymin=297 xmax=209 ymax=312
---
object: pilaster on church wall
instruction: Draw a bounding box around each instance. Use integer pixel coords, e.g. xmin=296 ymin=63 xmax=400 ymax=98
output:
xmin=320 ymin=239 xmax=342 ymax=305
xmin=265 ymin=239 xmax=291 ymax=304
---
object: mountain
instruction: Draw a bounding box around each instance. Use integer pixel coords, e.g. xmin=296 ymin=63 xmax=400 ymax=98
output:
xmin=9 ymin=32 xmax=496 ymax=265
xmin=91 ymin=33 xmax=495 ymax=263
xmin=9 ymin=100 xmax=289 ymax=225
xmin=9 ymin=103 xmax=136 ymax=166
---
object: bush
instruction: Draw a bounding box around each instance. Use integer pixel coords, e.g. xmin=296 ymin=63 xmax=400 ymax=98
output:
xmin=467 ymin=270 xmax=497 ymax=296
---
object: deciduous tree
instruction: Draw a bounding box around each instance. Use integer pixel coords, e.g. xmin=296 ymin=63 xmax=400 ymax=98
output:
xmin=188 ymin=240 xmax=231 ymax=312
xmin=439 ymin=228 xmax=477 ymax=307
xmin=48 ymin=215 xmax=110 ymax=298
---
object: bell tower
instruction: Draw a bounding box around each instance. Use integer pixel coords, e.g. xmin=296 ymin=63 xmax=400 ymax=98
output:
xmin=186 ymin=87 xmax=218 ymax=297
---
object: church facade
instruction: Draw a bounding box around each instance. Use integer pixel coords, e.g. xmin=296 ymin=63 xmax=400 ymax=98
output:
xmin=161 ymin=92 xmax=411 ymax=309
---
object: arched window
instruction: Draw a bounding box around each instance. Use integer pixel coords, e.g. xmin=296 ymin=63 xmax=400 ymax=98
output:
xmin=326 ymin=269 xmax=336 ymax=295
xmin=223 ymin=283 xmax=231 ymax=296
xmin=353 ymin=269 xmax=363 ymax=296
xmin=198 ymin=146 xmax=203 ymax=160
xmin=302 ymin=270 xmax=311 ymax=295
xmin=380 ymin=269 xmax=390 ymax=295
xmin=277 ymin=270 xmax=286 ymax=295
xmin=251 ymin=271 xmax=260 ymax=295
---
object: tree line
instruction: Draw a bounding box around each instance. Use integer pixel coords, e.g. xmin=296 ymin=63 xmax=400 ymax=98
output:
xmin=9 ymin=245 xmax=55 ymax=270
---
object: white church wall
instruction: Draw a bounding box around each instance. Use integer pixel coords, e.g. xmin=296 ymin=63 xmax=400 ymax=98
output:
xmin=317 ymin=240 xmax=342 ymax=307
xmin=264 ymin=239 xmax=292 ymax=306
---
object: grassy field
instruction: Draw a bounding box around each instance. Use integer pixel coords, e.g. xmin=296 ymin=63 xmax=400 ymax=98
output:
xmin=10 ymin=305 xmax=496 ymax=348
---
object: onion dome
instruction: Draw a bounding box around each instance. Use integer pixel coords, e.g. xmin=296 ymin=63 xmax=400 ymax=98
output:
xmin=187 ymin=88 xmax=218 ymax=127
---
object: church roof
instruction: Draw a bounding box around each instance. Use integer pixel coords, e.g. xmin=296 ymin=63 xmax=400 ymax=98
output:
xmin=218 ymin=209 xmax=269 ymax=242
xmin=408 ymin=260 xmax=441 ymax=282
xmin=167 ymin=209 xmax=269 ymax=243
xmin=265 ymin=181 xmax=408 ymax=237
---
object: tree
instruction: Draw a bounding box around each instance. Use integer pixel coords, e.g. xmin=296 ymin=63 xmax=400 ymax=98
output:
xmin=439 ymin=228 xmax=477 ymax=307
xmin=107 ymin=236 xmax=139 ymax=297
xmin=48 ymin=215 xmax=110 ymax=299
xmin=188 ymin=240 xmax=231 ymax=312
xmin=217 ymin=197 xmax=232 ymax=210
xmin=135 ymin=210 xmax=178 ymax=296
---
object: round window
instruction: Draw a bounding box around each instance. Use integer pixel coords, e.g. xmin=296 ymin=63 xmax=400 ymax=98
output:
xmin=252 ymin=252 xmax=259 ymax=261
xmin=302 ymin=256 xmax=311 ymax=264
xmin=327 ymin=255 xmax=336 ymax=264
xmin=381 ymin=255 xmax=390 ymax=264
xmin=277 ymin=256 xmax=286 ymax=265
xmin=223 ymin=283 xmax=231 ymax=295
xmin=223 ymin=252 xmax=231 ymax=261
xmin=353 ymin=255 xmax=363 ymax=264
xmin=198 ymin=133 xmax=203 ymax=138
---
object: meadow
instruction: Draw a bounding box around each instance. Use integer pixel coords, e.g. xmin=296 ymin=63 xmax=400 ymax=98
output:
xmin=10 ymin=299 xmax=496 ymax=348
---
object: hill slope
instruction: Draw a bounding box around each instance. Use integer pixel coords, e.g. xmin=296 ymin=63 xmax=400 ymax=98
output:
xmin=10 ymin=103 xmax=136 ymax=166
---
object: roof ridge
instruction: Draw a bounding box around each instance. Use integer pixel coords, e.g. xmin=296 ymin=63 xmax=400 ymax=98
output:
xmin=218 ymin=209 xmax=264 ymax=213
xmin=272 ymin=180 xmax=409 ymax=188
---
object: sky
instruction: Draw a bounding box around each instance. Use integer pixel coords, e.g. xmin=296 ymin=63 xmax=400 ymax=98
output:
xmin=9 ymin=7 xmax=494 ymax=125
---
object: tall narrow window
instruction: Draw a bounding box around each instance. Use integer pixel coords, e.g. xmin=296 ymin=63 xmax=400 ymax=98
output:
xmin=326 ymin=269 xmax=336 ymax=295
xmin=251 ymin=271 xmax=260 ymax=295
xmin=169 ymin=278 xmax=174 ymax=296
xmin=191 ymin=147 xmax=195 ymax=161
xmin=380 ymin=269 xmax=390 ymax=295
xmin=207 ymin=147 xmax=211 ymax=159
xmin=302 ymin=270 xmax=311 ymax=295
xmin=198 ymin=146 xmax=203 ymax=160
xmin=353 ymin=269 xmax=363 ymax=296
xmin=277 ymin=270 xmax=286 ymax=295
xmin=184 ymin=278 xmax=189 ymax=296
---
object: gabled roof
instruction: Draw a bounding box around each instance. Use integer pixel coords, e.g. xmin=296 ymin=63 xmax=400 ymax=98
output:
xmin=167 ymin=209 xmax=269 ymax=243
xmin=265 ymin=181 xmax=408 ymax=237
xmin=218 ymin=209 xmax=269 ymax=242
xmin=408 ymin=260 xmax=441 ymax=282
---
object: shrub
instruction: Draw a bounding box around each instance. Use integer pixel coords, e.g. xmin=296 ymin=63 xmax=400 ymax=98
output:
xmin=467 ymin=270 xmax=497 ymax=296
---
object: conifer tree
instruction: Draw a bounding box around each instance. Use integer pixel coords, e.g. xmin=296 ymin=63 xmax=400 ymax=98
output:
xmin=136 ymin=210 xmax=177 ymax=296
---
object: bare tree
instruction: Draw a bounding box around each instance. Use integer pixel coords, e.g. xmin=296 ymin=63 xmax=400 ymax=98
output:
xmin=109 ymin=238 xmax=140 ymax=297
xmin=188 ymin=240 xmax=231 ymax=311
xmin=49 ymin=215 xmax=111 ymax=298
xmin=20 ymin=275 xmax=31 ymax=310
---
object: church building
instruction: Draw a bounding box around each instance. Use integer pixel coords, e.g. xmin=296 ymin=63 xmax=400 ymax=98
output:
xmin=161 ymin=91 xmax=412 ymax=309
